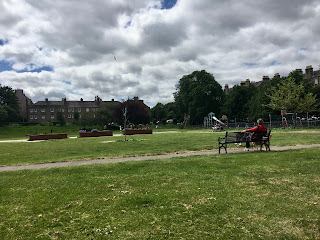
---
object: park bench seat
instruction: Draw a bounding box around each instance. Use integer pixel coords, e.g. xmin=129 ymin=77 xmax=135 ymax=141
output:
xmin=218 ymin=130 xmax=271 ymax=153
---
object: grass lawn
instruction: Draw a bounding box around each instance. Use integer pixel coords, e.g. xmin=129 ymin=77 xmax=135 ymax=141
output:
xmin=0 ymin=128 xmax=320 ymax=166
xmin=1 ymin=148 xmax=319 ymax=239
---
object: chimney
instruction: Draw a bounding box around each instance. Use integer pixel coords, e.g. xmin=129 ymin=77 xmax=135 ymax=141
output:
xmin=305 ymin=65 xmax=313 ymax=79
xmin=295 ymin=69 xmax=303 ymax=74
xmin=111 ymin=99 xmax=114 ymax=102
xmin=80 ymin=98 xmax=83 ymax=102
xmin=224 ymin=84 xmax=229 ymax=94
xmin=134 ymin=96 xmax=139 ymax=102
xmin=45 ymin=98 xmax=48 ymax=102
xmin=62 ymin=97 xmax=66 ymax=105
xmin=274 ymin=73 xmax=280 ymax=78
xmin=262 ymin=76 xmax=270 ymax=83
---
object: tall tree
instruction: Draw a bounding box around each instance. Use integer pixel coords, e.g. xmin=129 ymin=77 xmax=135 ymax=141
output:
xmin=0 ymin=85 xmax=20 ymax=122
xmin=95 ymin=104 xmax=115 ymax=125
xmin=174 ymin=70 xmax=225 ymax=124
xmin=56 ymin=111 xmax=66 ymax=126
xmin=114 ymin=98 xmax=150 ymax=125
xmin=267 ymin=77 xmax=318 ymax=113
xmin=151 ymin=103 xmax=167 ymax=123
xmin=221 ymin=84 xmax=256 ymax=120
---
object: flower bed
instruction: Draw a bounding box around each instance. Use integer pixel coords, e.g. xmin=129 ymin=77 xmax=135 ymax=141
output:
xmin=122 ymin=129 xmax=152 ymax=135
xmin=79 ymin=131 xmax=113 ymax=138
xmin=28 ymin=134 xmax=68 ymax=141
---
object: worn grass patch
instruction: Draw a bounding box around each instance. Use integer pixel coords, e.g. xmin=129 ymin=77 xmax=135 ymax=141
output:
xmin=1 ymin=148 xmax=319 ymax=239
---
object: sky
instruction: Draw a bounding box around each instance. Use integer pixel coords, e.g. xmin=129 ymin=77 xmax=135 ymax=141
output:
xmin=0 ymin=0 xmax=320 ymax=107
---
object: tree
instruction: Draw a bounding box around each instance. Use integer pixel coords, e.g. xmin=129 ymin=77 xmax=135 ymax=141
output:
xmin=267 ymin=77 xmax=318 ymax=113
xmin=0 ymin=85 xmax=21 ymax=122
xmin=247 ymin=75 xmax=282 ymax=121
xmin=114 ymin=98 xmax=150 ymax=125
xmin=221 ymin=84 xmax=256 ymax=120
xmin=151 ymin=103 xmax=167 ymax=123
xmin=73 ymin=112 xmax=80 ymax=124
xmin=95 ymin=104 xmax=115 ymax=125
xmin=56 ymin=111 xmax=66 ymax=126
xmin=174 ymin=70 xmax=225 ymax=124
xmin=0 ymin=105 xmax=8 ymax=122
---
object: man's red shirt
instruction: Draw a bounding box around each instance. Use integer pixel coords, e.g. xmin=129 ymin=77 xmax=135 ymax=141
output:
xmin=245 ymin=124 xmax=267 ymax=132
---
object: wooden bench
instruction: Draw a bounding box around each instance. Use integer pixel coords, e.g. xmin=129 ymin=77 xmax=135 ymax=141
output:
xmin=122 ymin=129 xmax=152 ymax=135
xmin=79 ymin=131 xmax=113 ymax=137
xmin=28 ymin=133 xmax=68 ymax=141
xmin=218 ymin=130 xmax=271 ymax=153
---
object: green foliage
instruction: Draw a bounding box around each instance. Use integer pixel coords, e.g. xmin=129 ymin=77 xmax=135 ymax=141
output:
xmin=114 ymin=98 xmax=151 ymax=125
xmin=267 ymin=77 xmax=318 ymax=113
xmin=221 ymin=84 xmax=256 ymax=120
xmin=246 ymin=76 xmax=282 ymax=121
xmin=174 ymin=70 xmax=225 ymax=124
xmin=79 ymin=112 xmax=95 ymax=126
xmin=95 ymin=104 xmax=115 ymax=125
xmin=151 ymin=103 xmax=167 ymax=122
xmin=73 ymin=111 xmax=80 ymax=124
xmin=0 ymin=85 xmax=21 ymax=122
xmin=0 ymin=105 xmax=9 ymax=121
xmin=56 ymin=111 xmax=66 ymax=126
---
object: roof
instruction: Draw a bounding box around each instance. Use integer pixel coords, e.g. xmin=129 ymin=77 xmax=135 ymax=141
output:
xmin=33 ymin=100 xmax=120 ymax=108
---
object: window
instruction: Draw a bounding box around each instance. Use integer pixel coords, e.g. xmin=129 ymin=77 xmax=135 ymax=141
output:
xmin=41 ymin=108 xmax=45 ymax=112
xmin=30 ymin=109 xmax=33 ymax=113
xmin=51 ymin=114 xmax=54 ymax=119
xmin=34 ymin=115 xmax=37 ymax=119
xmin=30 ymin=115 xmax=33 ymax=119
xmin=68 ymin=108 xmax=71 ymax=112
xmin=42 ymin=115 xmax=45 ymax=119
xmin=93 ymin=114 xmax=96 ymax=118
xmin=86 ymin=108 xmax=89 ymax=112
xmin=62 ymin=108 xmax=65 ymax=112
xmin=315 ymin=78 xmax=319 ymax=85
xmin=68 ymin=114 xmax=72 ymax=118
xmin=50 ymin=108 xmax=54 ymax=112
xmin=78 ymin=108 xmax=81 ymax=112
xmin=34 ymin=108 xmax=37 ymax=113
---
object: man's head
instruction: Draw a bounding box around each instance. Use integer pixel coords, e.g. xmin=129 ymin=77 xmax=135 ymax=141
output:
xmin=257 ymin=118 xmax=264 ymax=125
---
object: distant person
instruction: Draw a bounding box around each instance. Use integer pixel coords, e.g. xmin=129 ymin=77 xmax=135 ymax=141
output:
xmin=241 ymin=118 xmax=267 ymax=151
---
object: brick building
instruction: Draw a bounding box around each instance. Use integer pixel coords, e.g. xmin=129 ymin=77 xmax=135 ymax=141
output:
xmin=224 ymin=65 xmax=320 ymax=93
xmin=15 ymin=90 xmax=149 ymax=123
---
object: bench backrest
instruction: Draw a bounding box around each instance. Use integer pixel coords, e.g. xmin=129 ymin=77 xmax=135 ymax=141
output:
xmin=224 ymin=130 xmax=271 ymax=143
xmin=225 ymin=132 xmax=244 ymax=142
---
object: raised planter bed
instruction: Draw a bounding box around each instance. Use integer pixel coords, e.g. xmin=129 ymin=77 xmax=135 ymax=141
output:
xmin=79 ymin=131 xmax=113 ymax=138
xmin=122 ymin=129 xmax=152 ymax=135
xmin=28 ymin=133 xmax=68 ymax=141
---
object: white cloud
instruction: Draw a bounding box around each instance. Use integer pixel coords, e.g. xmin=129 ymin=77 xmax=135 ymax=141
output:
xmin=0 ymin=0 xmax=320 ymax=107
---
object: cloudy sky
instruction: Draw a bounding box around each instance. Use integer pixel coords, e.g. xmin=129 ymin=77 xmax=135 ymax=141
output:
xmin=0 ymin=0 xmax=320 ymax=106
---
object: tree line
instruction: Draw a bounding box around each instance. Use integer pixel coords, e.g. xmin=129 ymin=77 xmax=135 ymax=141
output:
xmin=151 ymin=70 xmax=319 ymax=124
xmin=1 ymin=69 xmax=319 ymax=126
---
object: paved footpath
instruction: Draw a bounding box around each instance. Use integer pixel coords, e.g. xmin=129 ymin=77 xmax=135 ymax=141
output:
xmin=1 ymin=144 xmax=320 ymax=173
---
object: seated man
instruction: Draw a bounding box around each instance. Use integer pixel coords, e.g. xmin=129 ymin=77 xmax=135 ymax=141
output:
xmin=241 ymin=118 xmax=267 ymax=151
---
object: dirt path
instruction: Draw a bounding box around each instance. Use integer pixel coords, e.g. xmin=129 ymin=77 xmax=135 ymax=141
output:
xmin=1 ymin=144 xmax=320 ymax=173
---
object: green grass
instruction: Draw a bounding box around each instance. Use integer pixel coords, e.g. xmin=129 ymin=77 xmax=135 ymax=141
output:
xmin=0 ymin=129 xmax=320 ymax=166
xmin=1 ymin=148 xmax=319 ymax=239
